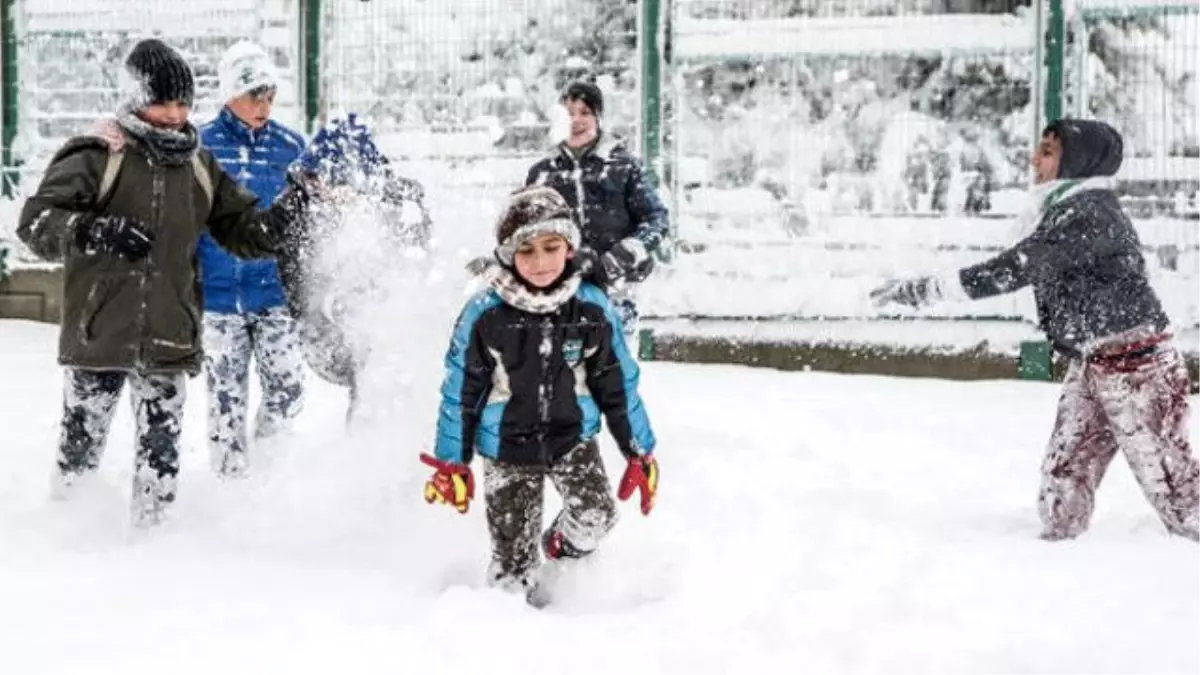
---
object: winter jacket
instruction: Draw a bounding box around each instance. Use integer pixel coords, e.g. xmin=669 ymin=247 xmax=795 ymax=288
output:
xmin=17 ymin=133 xmax=295 ymax=374
xmin=433 ymin=281 xmax=655 ymax=467
xmin=196 ymin=107 xmax=306 ymax=314
xmin=957 ymin=119 xmax=1169 ymax=355
xmin=524 ymin=133 xmax=669 ymax=256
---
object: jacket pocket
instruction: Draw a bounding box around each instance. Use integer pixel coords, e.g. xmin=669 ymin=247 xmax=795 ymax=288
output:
xmin=79 ymin=279 xmax=113 ymax=344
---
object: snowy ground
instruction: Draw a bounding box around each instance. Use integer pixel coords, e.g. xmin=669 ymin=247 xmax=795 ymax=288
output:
xmin=1 ymin=318 xmax=1197 ymax=675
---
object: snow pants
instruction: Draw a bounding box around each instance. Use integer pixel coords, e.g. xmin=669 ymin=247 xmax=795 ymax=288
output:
xmin=482 ymin=440 xmax=619 ymax=589
xmin=203 ymin=307 xmax=305 ymax=477
xmin=56 ymin=368 xmax=187 ymax=523
xmin=1038 ymin=332 xmax=1199 ymax=541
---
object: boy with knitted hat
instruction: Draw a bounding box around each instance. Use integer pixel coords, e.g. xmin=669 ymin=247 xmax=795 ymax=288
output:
xmin=18 ymin=38 xmax=311 ymax=526
xmin=523 ymin=80 xmax=670 ymax=337
xmin=420 ymin=185 xmax=659 ymax=605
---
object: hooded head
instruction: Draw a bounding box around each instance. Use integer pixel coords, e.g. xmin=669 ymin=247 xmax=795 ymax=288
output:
xmin=1041 ymin=118 xmax=1124 ymax=180
xmin=493 ymin=186 xmax=580 ymax=270
xmin=296 ymin=114 xmax=388 ymax=186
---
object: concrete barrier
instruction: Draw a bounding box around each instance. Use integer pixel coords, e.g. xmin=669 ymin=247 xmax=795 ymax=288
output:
xmin=0 ymin=265 xmax=62 ymax=323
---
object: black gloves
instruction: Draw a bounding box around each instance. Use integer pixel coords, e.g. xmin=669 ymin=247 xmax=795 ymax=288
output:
xmin=575 ymin=238 xmax=656 ymax=289
xmin=76 ymin=215 xmax=155 ymax=261
xmin=869 ymin=276 xmax=945 ymax=309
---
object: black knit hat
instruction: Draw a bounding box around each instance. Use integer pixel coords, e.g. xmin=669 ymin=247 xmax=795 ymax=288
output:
xmin=560 ymin=81 xmax=604 ymax=118
xmin=123 ymin=39 xmax=195 ymax=108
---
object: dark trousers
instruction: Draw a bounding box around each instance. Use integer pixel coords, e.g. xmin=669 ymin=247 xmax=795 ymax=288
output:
xmin=483 ymin=439 xmax=619 ymax=587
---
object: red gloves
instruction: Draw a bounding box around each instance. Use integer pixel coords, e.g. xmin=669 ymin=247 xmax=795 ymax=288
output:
xmin=419 ymin=453 xmax=474 ymax=514
xmin=617 ymin=455 xmax=658 ymax=515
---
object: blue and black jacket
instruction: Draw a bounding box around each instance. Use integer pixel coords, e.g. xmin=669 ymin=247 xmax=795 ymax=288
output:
xmin=197 ymin=106 xmax=307 ymax=314
xmin=434 ymin=282 xmax=655 ymax=466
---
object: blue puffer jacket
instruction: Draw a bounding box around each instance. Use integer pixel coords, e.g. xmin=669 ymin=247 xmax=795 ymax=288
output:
xmin=197 ymin=107 xmax=307 ymax=314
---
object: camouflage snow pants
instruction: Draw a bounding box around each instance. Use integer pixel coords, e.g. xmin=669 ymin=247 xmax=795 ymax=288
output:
xmin=56 ymin=368 xmax=187 ymax=521
xmin=203 ymin=308 xmax=305 ymax=477
xmin=1038 ymin=333 xmax=1199 ymax=541
xmin=483 ymin=440 xmax=619 ymax=589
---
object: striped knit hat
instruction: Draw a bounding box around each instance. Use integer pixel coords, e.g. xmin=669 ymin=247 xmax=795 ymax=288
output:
xmin=493 ymin=186 xmax=580 ymax=266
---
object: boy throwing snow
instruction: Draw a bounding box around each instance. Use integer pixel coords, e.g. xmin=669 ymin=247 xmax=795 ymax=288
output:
xmin=871 ymin=119 xmax=1198 ymax=541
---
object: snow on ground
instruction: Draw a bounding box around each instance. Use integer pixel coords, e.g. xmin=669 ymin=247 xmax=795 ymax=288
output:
xmin=1 ymin=317 xmax=1197 ymax=675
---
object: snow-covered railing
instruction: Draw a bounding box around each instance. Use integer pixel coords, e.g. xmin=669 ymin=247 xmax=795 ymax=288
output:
xmin=673 ymin=13 xmax=1036 ymax=60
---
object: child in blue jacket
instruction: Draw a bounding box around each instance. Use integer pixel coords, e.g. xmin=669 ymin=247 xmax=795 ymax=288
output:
xmin=198 ymin=41 xmax=307 ymax=477
xmin=419 ymin=186 xmax=659 ymax=605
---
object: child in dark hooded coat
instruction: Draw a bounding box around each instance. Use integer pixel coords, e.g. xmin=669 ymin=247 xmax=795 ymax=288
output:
xmin=872 ymin=118 xmax=1198 ymax=542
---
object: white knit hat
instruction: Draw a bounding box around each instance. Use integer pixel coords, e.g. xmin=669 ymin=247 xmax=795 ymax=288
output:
xmin=218 ymin=40 xmax=278 ymax=101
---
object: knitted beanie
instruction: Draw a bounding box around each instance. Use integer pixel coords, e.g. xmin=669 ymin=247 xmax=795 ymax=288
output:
xmin=494 ymin=186 xmax=580 ymax=266
xmin=560 ymin=81 xmax=604 ymax=118
xmin=218 ymin=40 xmax=279 ymax=101
xmin=122 ymin=39 xmax=195 ymax=109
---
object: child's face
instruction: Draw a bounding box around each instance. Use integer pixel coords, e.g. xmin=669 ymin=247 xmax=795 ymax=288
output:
xmin=565 ymin=99 xmax=599 ymax=148
xmin=140 ymin=101 xmax=191 ymax=130
xmin=227 ymin=87 xmax=276 ymax=130
xmin=1032 ymin=132 xmax=1062 ymax=184
xmin=513 ymin=233 xmax=572 ymax=288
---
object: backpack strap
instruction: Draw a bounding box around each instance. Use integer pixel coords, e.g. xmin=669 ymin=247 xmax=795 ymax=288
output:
xmin=96 ymin=149 xmax=125 ymax=207
xmin=190 ymin=153 xmax=214 ymax=211
xmin=95 ymin=148 xmax=214 ymax=211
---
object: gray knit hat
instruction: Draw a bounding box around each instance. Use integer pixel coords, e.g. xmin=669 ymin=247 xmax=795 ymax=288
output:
xmin=494 ymin=186 xmax=581 ymax=266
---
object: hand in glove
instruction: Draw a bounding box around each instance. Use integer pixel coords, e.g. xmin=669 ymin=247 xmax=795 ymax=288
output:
xmin=465 ymin=255 xmax=497 ymax=277
xmin=419 ymin=453 xmax=474 ymax=514
xmin=617 ymin=454 xmax=659 ymax=515
xmin=600 ymin=238 xmax=653 ymax=286
xmin=869 ymin=276 xmax=945 ymax=310
xmin=76 ymin=214 xmax=155 ymax=261
xmin=572 ymin=246 xmax=611 ymax=288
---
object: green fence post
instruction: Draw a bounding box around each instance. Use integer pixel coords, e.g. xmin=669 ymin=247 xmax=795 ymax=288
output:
xmin=1 ymin=0 xmax=19 ymax=198
xmin=1018 ymin=340 xmax=1053 ymax=381
xmin=303 ymin=0 xmax=321 ymax=134
xmin=637 ymin=328 xmax=654 ymax=361
xmin=1043 ymin=0 xmax=1065 ymax=124
xmin=639 ymin=0 xmax=662 ymax=187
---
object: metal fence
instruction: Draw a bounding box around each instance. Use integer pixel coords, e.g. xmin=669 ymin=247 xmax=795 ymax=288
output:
xmin=0 ymin=0 xmax=646 ymax=196
xmin=1057 ymin=0 xmax=1199 ymax=217
xmin=0 ymin=0 xmax=1194 ymax=329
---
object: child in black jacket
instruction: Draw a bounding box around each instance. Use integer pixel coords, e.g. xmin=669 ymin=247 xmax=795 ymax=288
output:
xmin=872 ymin=119 xmax=1197 ymax=542
xmin=420 ymin=186 xmax=660 ymax=601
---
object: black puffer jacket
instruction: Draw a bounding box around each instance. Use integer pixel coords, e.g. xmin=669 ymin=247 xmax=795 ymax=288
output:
xmin=524 ymin=133 xmax=669 ymax=256
xmin=958 ymin=119 xmax=1169 ymax=355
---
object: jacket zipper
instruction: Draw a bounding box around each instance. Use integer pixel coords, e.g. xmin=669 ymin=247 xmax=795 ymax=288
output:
xmin=562 ymin=149 xmax=587 ymax=230
xmin=536 ymin=316 xmax=554 ymax=465
xmin=139 ymin=159 xmax=165 ymax=368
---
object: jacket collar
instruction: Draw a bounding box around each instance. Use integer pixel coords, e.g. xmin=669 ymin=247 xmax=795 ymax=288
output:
xmin=553 ymin=130 xmax=620 ymax=163
xmin=217 ymin=105 xmax=271 ymax=145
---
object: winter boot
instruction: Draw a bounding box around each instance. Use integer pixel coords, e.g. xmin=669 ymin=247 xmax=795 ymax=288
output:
xmin=541 ymin=524 xmax=592 ymax=561
xmin=130 ymin=468 xmax=176 ymax=528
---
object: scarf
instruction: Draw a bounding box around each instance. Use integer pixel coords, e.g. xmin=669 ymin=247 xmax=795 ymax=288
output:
xmin=115 ymin=106 xmax=199 ymax=166
xmin=1012 ymin=176 xmax=1116 ymax=237
xmin=486 ymin=264 xmax=581 ymax=315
